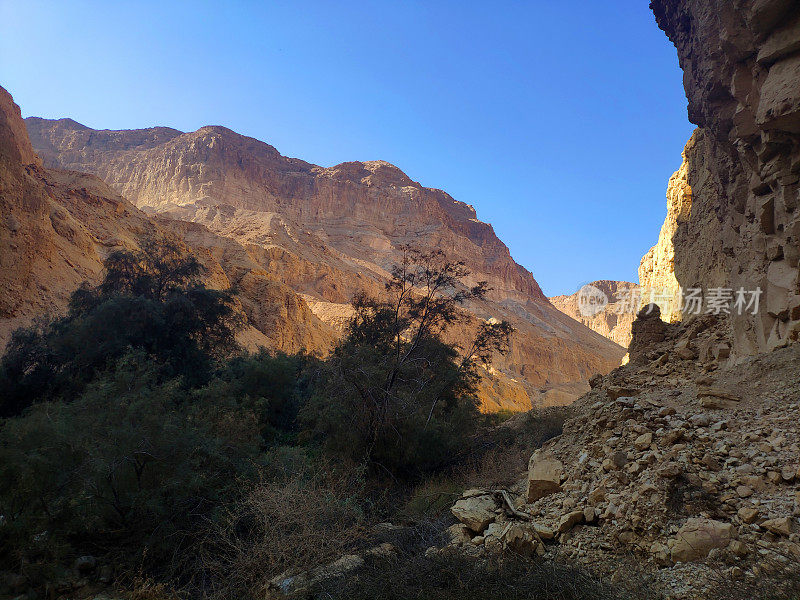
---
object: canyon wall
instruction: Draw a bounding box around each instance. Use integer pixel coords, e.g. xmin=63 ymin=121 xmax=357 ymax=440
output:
xmin=0 ymin=85 xmax=335 ymax=356
xmin=651 ymin=0 xmax=800 ymax=356
xmin=24 ymin=114 xmax=626 ymax=410
xmin=549 ymin=280 xmax=637 ymax=347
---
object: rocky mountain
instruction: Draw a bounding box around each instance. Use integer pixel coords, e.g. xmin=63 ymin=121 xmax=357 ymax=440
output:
xmin=23 ymin=116 xmax=626 ymax=410
xmin=0 ymin=85 xmax=335 ymax=357
xmin=548 ymin=280 xmax=638 ymax=347
xmin=0 ymin=85 xmax=153 ymax=344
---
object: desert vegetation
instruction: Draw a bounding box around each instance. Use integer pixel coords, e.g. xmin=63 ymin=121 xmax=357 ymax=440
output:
xmin=3 ymin=239 xmax=798 ymax=600
xmin=0 ymin=238 xmax=560 ymax=598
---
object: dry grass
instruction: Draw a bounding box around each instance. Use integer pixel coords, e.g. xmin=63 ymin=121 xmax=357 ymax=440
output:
xmin=399 ymin=407 xmax=566 ymax=520
xmin=187 ymin=463 xmax=369 ymax=599
xmin=703 ymin=550 xmax=800 ymax=600
xmin=304 ymin=550 xmax=661 ymax=600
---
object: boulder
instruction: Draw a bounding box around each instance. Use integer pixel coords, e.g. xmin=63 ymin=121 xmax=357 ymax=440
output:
xmin=762 ymin=516 xmax=797 ymax=537
xmin=267 ymin=554 xmax=365 ymax=598
xmin=527 ymin=450 xmax=564 ymax=502
xmin=502 ymin=522 xmax=545 ymax=557
xmin=446 ymin=523 xmax=474 ymax=545
xmin=698 ymin=388 xmax=741 ymax=410
xmin=738 ymin=506 xmax=760 ymax=524
xmin=557 ymin=510 xmax=585 ymax=535
xmin=482 ymin=522 xmax=506 ymax=553
xmin=634 ymin=432 xmax=653 ymax=451
xmin=451 ymin=493 xmax=497 ymax=532
xmin=533 ymin=523 xmax=555 ymax=540
xmin=670 ymin=518 xmax=733 ymax=562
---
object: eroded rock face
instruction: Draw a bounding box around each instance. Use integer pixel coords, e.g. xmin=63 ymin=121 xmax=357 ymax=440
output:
xmin=651 ymin=0 xmax=800 ymax=356
xmin=549 ymin=280 xmax=637 ymax=347
xmin=0 ymin=85 xmax=333 ymax=355
xmin=24 ymin=117 xmax=627 ymax=410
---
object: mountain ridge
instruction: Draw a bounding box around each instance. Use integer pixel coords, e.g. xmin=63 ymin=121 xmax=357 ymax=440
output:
xmin=22 ymin=112 xmax=626 ymax=409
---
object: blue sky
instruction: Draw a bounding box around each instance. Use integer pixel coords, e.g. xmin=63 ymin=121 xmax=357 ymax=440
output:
xmin=0 ymin=1 xmax=694 ymax=296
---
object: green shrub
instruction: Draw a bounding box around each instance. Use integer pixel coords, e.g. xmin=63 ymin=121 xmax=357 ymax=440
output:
xmin=195 ymin=350 xmax=321 ymax=447
xmin=0 ymin=237 xmax=240 ymax=416
xmin=0 ymin=352 xmax=261 ymax=578
xmin=301 ymin=247 xmax=512 ymax=479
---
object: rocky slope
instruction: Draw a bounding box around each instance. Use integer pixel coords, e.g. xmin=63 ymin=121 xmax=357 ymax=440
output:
xmin=0 ymin=85 xmax=334 ymax=355
xmin=649 ymin=0 xmax=800 ymax=357
xmin=24 ymin=117 xmax=626 ymax=409
xmin=445 ymin=310 xmax=800 ymax=599
xmin=440 ymin=1 xmax=800 ymax=595
xmin=549 ymin=280 xmax=638 ymax=347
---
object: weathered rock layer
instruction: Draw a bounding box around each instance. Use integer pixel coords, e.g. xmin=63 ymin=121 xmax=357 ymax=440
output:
xmin=651 ymin=0 xmax=800 ymax=356
xmin=24 ymin=116 xmax=627 ymax=409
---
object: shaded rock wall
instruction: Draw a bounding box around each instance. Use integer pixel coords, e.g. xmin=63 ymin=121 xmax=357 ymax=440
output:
xmin=651 ymin=0 xmax=800 ymax=356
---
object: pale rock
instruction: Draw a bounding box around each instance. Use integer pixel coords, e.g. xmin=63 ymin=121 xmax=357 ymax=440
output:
xmin=557 ymin=511 xmax=585 ymax=535
xmin=446 ymin=523 xmax=473 ymax=546
xmin=533 ymin=524 xmax=555 ymax=540
xmin=670 ymin=518 xmax=734 ymax=562
xmin=527 ymin=450 xmax=564 ymax=502
xmin=502 ymin=522 xmax=545 ymax=557
xmin=738 ymin=506 xmax=760 ymax=524
xmin=634 ymin=432 xmax=653 ymax=451
xmin=451 ymin=494 xmax=496 ymax=533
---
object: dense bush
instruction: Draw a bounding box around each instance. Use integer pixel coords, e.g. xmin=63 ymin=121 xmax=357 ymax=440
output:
xmin=0 ymin=240 xmax=531 ymax=597
xmin=0 ymin=351 xmax=262 ymax=575
xmin=195 ymin=350 xmax=321 ymax=447
xmin=0 ymin=238 xmax=240 ymax=416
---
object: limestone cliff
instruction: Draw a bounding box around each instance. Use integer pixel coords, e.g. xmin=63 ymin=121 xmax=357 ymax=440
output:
xmin=651 ymin=0 xmax=800 ymax=356
xmin=0 ymin=85 xmax=334 ymax=355
xmin=638 ymin=133 xmax=695 ymax=324
xmin=549 ymin=281 xmax=637 ymax=347
xmin=25 ymin=117 xmax=627 ymax=409
xmin=0 ymin=86 xmax=155 ymax=344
